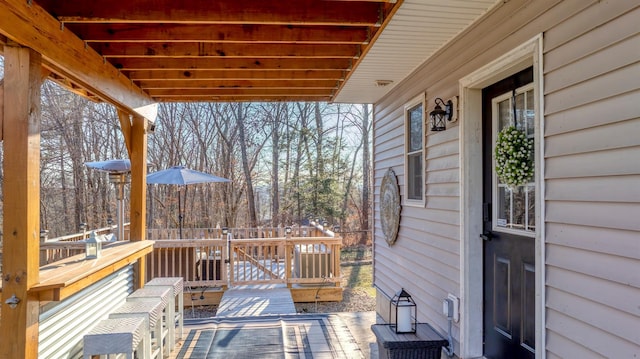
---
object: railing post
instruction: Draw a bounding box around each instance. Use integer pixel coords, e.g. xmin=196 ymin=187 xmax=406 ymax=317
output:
xmin=333 ymin=241 xmax=341 ymax=287
xmin=285 ymin=233 xmax=292 ymax=288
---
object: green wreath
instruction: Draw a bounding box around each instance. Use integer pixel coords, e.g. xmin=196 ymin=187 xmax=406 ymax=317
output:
xmin=495 ymin=126 xmax=534 ymax=189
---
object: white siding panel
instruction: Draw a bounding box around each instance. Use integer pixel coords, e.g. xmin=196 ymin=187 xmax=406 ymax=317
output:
xmin=544 ymin=6 xmax=640 ymax=73
xmin=425 ymin=168 xmax=459 ymax=184
xmin=545 ymin=90 xmax=640 ymax=136
xmin=543 ymin=0 xmax=637 ymax=52
xmin=546 ymin=223 xmax=640 ymax=259
xmin=546 ymin=175 xmax=640 ymax=203
xmin=426 ymin=153 xmax=458 ymax=172
xmin=546 ymin=201 xmax=640 ymax=231
xmin=547 ymin=289 xmax=640 ymax=355
xmin=545 ymin=33 xmax=640 ymax=93
xmin=546 ymin=244 xmax=640 ymax=287
xmin=547 ymin=266 xmax=640 ymax=316
xmin=545 ymin=119 xmax=640 ymax=157
xmin=424 ymin=196 xmax=460 ymax=212
xmin=545 ymin=147 xmax=640 ymax=178
xmin=546 ymin=317 xmax=608 ymax=359
xmin=546 ymin=308 xmax=639 ymax=358
xmin=545 ymin=62 xmax=640 ymax=114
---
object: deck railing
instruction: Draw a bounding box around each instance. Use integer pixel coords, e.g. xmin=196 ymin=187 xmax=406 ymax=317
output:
xmin=146 ymin=236 xmax=342 ymax=288
xmin=39 ymin=225 xmax=129 ymax=266
xmin=146 ymin=226 xmax=323 ymax=241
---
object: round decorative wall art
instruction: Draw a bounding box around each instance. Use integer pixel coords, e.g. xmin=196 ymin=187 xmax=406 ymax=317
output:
xmin=380 ymin=168 xmax=401 ymax=246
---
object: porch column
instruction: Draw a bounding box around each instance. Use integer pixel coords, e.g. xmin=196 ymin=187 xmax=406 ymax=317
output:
xmin=0 ymin=44 xmax=42 ymax=359
xmin=129 ymin=115 xmax=149 ymax=287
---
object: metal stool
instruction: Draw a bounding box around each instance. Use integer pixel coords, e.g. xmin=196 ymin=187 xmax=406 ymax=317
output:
xmin=127 ymin=286 xmax=174 ymax=356
xmin=110 ymin=300 xmax=164 ymax=359
xmin=146 ymin=277 xmax=184 ymax=341
xmin=83 ymin=317 xmax=149 ymax=359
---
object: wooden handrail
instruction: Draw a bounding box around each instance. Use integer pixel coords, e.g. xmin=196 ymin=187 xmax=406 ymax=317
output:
xmin=145 ymin=236 xmax=342 ymax=289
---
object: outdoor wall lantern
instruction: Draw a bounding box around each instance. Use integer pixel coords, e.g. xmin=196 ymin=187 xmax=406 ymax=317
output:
xmin=429 ymin=98 xmax=454 ymax=131
xmin=333 ymin=225 xmax=340 ymax=233
xmin=85 ymin=231 xmax=102 ymax=260
xmin=389 ymin=288 xmax=417 ymax=334
xmin=222 ymin=227 xmax=229 ymax=236
xmin=285 ymin=226 xmax=292 ymax=235
xmin=5 ymin=294 xmax=20 ymax=309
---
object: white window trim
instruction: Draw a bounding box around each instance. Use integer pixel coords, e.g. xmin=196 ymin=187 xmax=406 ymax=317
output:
xmin=404 ymin=93 xmax=426 ymax=207
xmin=458 ymin=34 xmax=545 ymax=359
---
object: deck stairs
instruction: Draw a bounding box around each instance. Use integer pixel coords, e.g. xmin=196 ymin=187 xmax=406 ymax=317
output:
xmin=216 ymin=285 xmax=296 ymax=318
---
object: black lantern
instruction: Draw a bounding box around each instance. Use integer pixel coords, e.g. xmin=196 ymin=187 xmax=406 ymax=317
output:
xmin=389 ymin=288 xmax=417 ymax=334
xmin=285 ymin=226 xmax=292 ymax=235
xmin=85 ymin=231 xmax=102 ymax=259
xmin=429 ymin=98 xmax=453 ymax=132
xmin=222 ymin=227 xmax=229 ymax=236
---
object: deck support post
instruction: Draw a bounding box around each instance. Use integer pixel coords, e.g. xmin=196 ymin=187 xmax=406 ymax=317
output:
xmin=129 ymin=114 xmax=149 ymax=288
xmin=0 ymin=44 xmax=42 ymax=359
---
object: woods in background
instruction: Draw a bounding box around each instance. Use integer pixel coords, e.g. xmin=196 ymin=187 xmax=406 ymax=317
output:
xmin=3 ymin=79 xmax=372 ymax=245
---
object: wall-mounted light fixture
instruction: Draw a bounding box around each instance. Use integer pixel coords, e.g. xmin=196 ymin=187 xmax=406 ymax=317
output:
xmin=285 ymin=226 xmax=292 ymax=235
xmin=429 ymin=98 xmax=454 ymax=132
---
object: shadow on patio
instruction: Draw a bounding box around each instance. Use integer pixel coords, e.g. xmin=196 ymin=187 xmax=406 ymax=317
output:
xmin=170 ymin=312 xmax=378 ymax=359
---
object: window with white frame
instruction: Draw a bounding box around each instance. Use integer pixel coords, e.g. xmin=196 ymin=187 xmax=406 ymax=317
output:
xmin=405 ymin=95 xmax=425 ymax=205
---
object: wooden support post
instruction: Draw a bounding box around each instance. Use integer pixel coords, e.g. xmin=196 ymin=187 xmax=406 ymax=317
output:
xmin=0 ymin=78 xmax=4 ymax=140
xmin=129 ymin=115 xmax=148 ymax=288
xmin=0 ymin=45 xmax=42 ymax=359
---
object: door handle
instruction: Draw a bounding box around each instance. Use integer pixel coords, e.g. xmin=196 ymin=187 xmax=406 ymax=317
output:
xmin=480 ymin=232 xmax=493 ymax=241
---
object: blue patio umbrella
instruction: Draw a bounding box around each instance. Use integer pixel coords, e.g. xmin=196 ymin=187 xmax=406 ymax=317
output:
xmin=146 ymin=166 xmax=230 ymax=238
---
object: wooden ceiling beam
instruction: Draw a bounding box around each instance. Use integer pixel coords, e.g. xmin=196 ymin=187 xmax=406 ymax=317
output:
xmin=39 ymin=0 xmax=382 ymax=26
xmin=147 ymin=88 xmax=331 ymax=97
xmin=126 ymin=69 xmax=346 ymax=81
xmin=156 ymin=95 xmax=332 ymax=103
xmin=0 ymin=0 xmax=154 ymax=118
xmin=137 ymin=79 xmax=339 ymax=90
xmin=93 ymin=43 xmax=360 ymax=59
xmin=67 ymin=24 xmax=370 ymax=44
xmin=111 ymin=58 xmax=353 ymax=71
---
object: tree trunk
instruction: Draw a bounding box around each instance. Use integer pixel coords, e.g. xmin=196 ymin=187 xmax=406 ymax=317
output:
xmin=236 ymin=104 xmax=257 ymax=228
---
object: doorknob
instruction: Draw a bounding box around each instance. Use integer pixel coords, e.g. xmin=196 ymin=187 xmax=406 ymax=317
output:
xmin=480 ymin=232 xmax=493 ymax=241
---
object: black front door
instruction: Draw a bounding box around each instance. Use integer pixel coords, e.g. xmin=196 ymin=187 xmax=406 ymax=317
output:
xmin=482 ymin=68 xmax=536 ymax=359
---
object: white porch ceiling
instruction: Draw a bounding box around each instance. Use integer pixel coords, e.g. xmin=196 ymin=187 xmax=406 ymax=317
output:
xmin=335 ymin=0 xmax=500 ymax=104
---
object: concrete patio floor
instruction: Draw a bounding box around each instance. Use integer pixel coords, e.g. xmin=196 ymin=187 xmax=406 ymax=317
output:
xmin=169 ymin=311 xmax=379 ymax=359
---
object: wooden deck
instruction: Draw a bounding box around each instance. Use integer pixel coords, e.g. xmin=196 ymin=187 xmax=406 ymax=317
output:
xmin=216 ymin=285 xmax=296 ymax=318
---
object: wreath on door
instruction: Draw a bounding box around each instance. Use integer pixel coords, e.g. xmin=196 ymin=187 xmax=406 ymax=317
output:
xmin=495 ymin=126 xmax=534 ymax=189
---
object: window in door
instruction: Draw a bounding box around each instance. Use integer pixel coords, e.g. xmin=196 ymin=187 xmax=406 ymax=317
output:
xmin=492 ymin=84 xmax=535 ymax=235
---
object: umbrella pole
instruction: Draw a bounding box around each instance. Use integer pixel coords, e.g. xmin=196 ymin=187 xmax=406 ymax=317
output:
xmin=178 ymin=189 xmax=183 ymax=239
xmin=116 ymin=181 xmax=126 ymax=241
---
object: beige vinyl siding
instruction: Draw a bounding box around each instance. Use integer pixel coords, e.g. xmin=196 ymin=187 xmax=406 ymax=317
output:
xmin=543 ymin=2 xmax=640 ymax=358
xmin=373 ymin=0 xmax=640 ymax=356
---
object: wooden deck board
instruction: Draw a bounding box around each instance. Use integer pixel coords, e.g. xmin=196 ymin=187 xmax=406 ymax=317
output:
xmin=216 ymin=285 xmax=296 ymax=317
